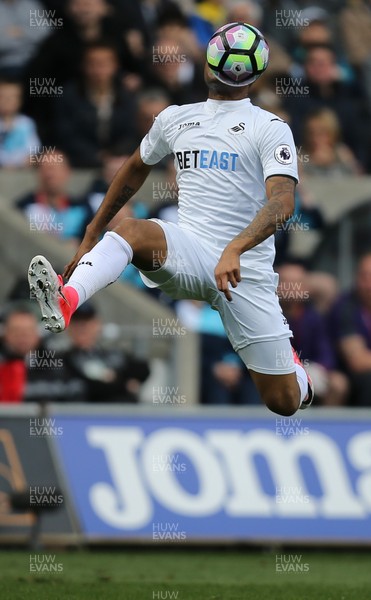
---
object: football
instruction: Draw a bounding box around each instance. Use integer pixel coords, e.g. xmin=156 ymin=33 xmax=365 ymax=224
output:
xmin=206 ymin=22 xmax=269 ymax=87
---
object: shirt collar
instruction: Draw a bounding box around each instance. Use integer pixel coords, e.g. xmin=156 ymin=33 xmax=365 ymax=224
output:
xmin=205 ymin=97 xmax=251 ymax=113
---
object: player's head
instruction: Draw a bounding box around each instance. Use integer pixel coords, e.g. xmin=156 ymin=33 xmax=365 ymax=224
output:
xmin=204 ymin=63 xmax=250 ymax=98
xmin=204 ymin=22 xmax=269 ymax=98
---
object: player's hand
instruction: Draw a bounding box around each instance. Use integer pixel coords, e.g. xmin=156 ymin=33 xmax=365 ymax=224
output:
xmin=63 ymin=231 xmax=99 ymax=280
xmin=214 ymin=247 xmax=241 ymax=302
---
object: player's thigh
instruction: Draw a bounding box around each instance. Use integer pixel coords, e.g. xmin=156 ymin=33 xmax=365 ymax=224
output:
xmin=240 ymin=338 xmax=297 ymax=395
xmin=249 ymin=370 xmax=300 ymax=415
xmin=215 ymin=271 xmax=291 ymax=351
xmin=238 ymin=339 xmax=300 ymax=415
xmin=113 ymin=217 xmax=167 ymax=271
xmin=138 ymin=220 xmax=217 ymax=301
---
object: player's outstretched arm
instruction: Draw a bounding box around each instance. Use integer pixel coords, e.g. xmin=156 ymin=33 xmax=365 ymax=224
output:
xmin=64 ymin=148 xmax=152 ymax=279
xmin=214 ymin=175 xmax=296 ymax=301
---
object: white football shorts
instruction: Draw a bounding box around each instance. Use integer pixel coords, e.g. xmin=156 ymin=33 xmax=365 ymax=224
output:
xmin=139 ymin=219 xmax=295 ymax=375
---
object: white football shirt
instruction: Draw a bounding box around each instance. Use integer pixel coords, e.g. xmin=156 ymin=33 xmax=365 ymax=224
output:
xmin=140 ymin=97 xmax=298 ymax=271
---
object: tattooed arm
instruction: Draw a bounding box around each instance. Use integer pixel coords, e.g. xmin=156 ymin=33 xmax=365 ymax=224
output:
xmin=64 ymin=147 xmax=152 ymax=278
xmin=214 ymin=175 xmax=296 ymax=301
xmin=86 ymin=148 xmax=152 ymax=236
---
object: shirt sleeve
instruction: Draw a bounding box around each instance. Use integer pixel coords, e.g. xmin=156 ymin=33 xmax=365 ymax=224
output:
xmin=256 ymin=118 xmax=299 ymax=183
xmin=140 ymin=106 xmax=176 ymax=165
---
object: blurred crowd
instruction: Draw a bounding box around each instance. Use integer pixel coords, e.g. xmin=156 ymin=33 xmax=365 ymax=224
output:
xmin=2 ymin=249 xmax=371 ymax=407
xmin=1 ymin=0 xmax=371 ymax=407
xmin=0 ymin=0 xmax=370 ymax=172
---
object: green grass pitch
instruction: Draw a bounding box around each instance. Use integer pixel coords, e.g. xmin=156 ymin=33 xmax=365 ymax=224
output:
xmin=0 ymin=549 xmax=370 ymax=600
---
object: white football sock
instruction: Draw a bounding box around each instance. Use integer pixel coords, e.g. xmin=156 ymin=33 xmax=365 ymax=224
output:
xmin=295 ymin=363 xmax=309 ymax=405
xmin=67 ymin=231 xmax=133 ymax=307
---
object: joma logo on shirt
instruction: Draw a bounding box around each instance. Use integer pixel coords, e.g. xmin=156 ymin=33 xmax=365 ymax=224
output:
xmin=178 ymin=122 xmax=200 ymax=130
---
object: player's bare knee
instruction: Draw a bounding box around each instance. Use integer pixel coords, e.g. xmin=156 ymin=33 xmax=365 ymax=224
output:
xmin=113 ymin=218 xmax=142 ymax=248
xmin=263 ymin=387 xmax=299 ymax=416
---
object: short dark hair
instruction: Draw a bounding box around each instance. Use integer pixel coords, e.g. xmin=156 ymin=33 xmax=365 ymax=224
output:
xmin=104 ymin=139 xmax=138 ymax=158
xmin=0 ymin=76 xmax=22 ymax=87
xmin=71 ymin=302 xmax=98 ymax=322
xmin=305 ymin=43 xmax=336 ymax=58
xmin=2 ymin=304 xmax=37 ymax=324
xmin=82 ymin=41 xmax=120 ymax=60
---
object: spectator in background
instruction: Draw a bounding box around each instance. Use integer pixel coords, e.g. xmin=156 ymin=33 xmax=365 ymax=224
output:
xmin=54 ymin=42 xmax=136 ymax=168
xmin=149 ymin=26 xmax=206 ymax=104
xmin=25 ymin=0 xmax=121 ymax=84
xmin=155 ymin=7 xmax=204 ymax=65
xmin=61 ymin=303 xmax=150 ymax=402
xmin=77 ymin=141 xmax=149 ymax=290
xmin=301 ymin=108 xmax=361 ymax=177
xmin=80 ymin=140 xmax=148 ymax=226
xmin=274 ymin=171 xmax=325 ymax=266
xmin=112 ymin=0 xmax=150 ymax=51
xmin=23 ymin=0 xmax=124 ymax=143
xmin=193 ymin=0 xmax=226 ymax=31
xmin=0 ymin=78 xmax=41 ymax=168
xmin=39 ymin=0 xmax=66 ymax=18
xmin=176 ymin=300 xmax=261 ymax=405
xmin=226 ymin=0 xmax=292 ymax=77
xmin=340 ymin=0 xmax=371 ymax=157
xmin=135 ymin=88 xmax=170 ymax=143
xmin=16 ymin=150 xmax=93 ymax=242
xmin=0 ymin=306 xmax=38 ymax=402
xmin=0 ymin=304 xmax=84 ymax=403
xmin=284 ymin=44 xmax=369 ymax=169
xmin=295 ymin=17 xmax=332 ymax=52
xmin=306 ymin=271 xmax=339 ymax=316
xmin=0 ymin=0 xmax=50 ymax=78
xmin=339 ymin=0 xmax=371 ymax=75
xmin=330 ymin=253 xmax=371 ymax=406
xmin=290 ymin=12 xmax=353 ymax=81
xmin=278 ymin=264 xmax=349 ymax=406
xmin=82 ymin=140 xmax=138 ymax=214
